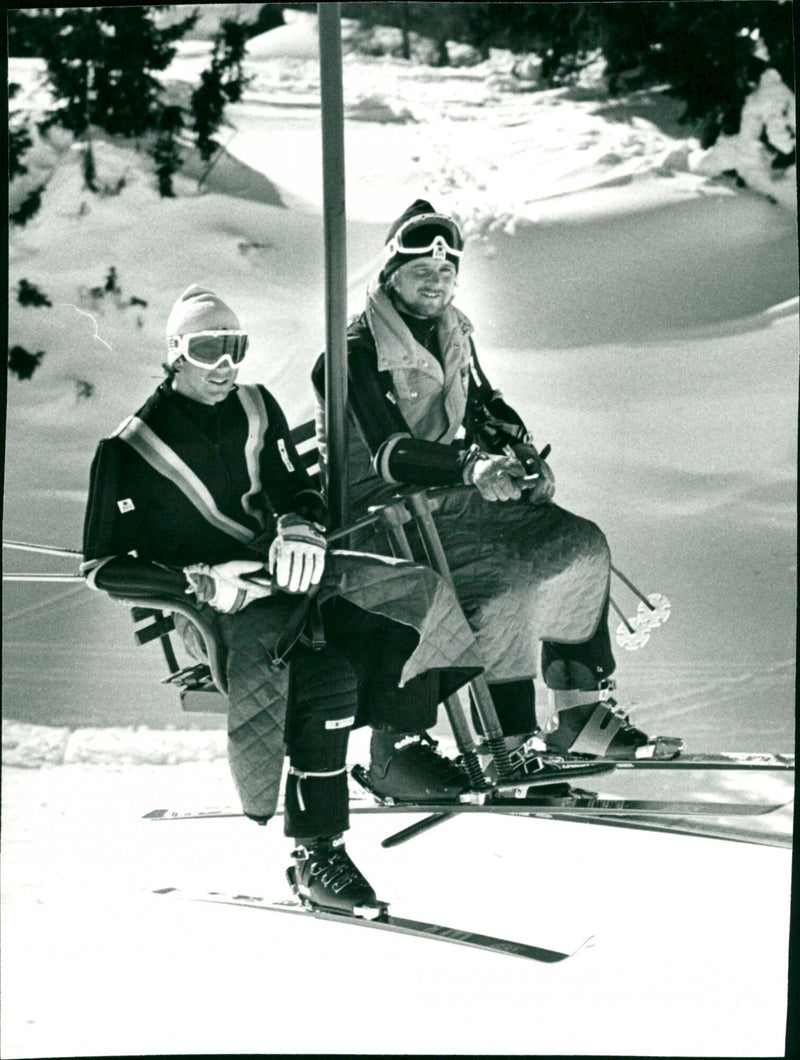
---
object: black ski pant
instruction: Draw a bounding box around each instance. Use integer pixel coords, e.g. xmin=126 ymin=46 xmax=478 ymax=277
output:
xmin=212 ymin=595 xmax=440 ymax=841
xmin=475 ymin=596 xmax=617 ymax=736
xmin=284 ymin=597 xmax=439 ymax=840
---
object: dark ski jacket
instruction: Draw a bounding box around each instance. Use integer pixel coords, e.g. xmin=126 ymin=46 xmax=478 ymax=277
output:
xmin=81 ymin=378 xmax=484 ymax=818
xmin=81 ymin=377 xmax=485 ymax=681
xmin=82 ymin=381 xmax=323 ymax=592
xmin=310 ymin=284 xmax=611 ymax=682
xmin=311 ymin=282 xmax=530 ymax=515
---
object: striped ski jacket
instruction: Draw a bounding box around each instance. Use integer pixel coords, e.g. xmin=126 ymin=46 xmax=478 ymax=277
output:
xmin=83 ymin=381 xmax=323 ymax=578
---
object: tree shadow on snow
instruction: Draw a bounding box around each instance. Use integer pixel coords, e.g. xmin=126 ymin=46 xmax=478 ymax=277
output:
xmin=180 ymin=146 xmax=285 ymax=207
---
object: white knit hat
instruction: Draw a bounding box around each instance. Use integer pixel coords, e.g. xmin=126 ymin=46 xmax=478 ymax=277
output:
xmin=165 ymin=285 xmax=240 ymax=339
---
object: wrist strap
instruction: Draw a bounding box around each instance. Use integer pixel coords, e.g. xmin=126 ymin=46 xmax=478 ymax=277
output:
xmin=461 ymin=444 xmax=491 ymax=485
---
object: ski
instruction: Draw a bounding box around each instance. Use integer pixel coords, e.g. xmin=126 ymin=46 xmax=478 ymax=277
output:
xmin=351 ymin=795 xmax=786 ymax=817
xmin=145 ymin=792 xmax=787 ymax=822
xmin=151 ymin=886 xmax=583 ymax=964
xmin=347 ymin=763 xmax=788 ymax=817
xmin=533 ymin=751 xmax=794 ymax=771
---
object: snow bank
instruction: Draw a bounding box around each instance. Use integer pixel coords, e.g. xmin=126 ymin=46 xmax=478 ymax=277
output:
xmin=246 ymin=10 xmax=320 ymax=60
xmin=3 ymin=720 xmax=226 ymax=768
xmin=2 ymin=721 xmax=71 ymax=767
xmin=346 ymin=95 xmax=416 ymax=124
xmin=692 ymin=69 xmax=797 ymax=212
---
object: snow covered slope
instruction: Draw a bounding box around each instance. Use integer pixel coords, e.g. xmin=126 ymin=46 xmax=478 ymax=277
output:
xmin=6 ymin=17 xmax=797 ymax=746
xmin=1 ymin=759 xmax=793 ymax=1058
xmin=3 ymin=11 xmax=796 ymax=1058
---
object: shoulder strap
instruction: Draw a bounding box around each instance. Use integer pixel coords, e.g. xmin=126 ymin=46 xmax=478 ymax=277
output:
xmin=236 ymin=384 xmax=270 ymax=529
xmin=118 ymin=416 xmax=256 ymax=544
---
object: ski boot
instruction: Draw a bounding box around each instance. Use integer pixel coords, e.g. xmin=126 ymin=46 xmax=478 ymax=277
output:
xmin=367 ymin=730 xmax=470 ymax=801
xmin=287 ymin=834 xmax=386 ymax=919
xmin=543 ymin=682 xmax=684 ymax=760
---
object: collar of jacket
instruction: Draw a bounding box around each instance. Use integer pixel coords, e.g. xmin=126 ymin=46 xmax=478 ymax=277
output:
xmin=365 ymin=278 xmax=473 ymax=381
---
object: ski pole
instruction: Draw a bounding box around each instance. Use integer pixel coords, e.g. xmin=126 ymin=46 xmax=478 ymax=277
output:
xmin=380 ymin=813 xmax=453 ymax=849
xmin=3 ymin=539 xmax=81 ymax=558
xmin=611 ymin=565 xmax=655 ymax=612
xmin=4 ymin=572 xmax=83 ymax=582
xmin=609 ymin=595 xmax=635 ymax=634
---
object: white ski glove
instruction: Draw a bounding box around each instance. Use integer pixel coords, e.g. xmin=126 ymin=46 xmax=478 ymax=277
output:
xmin=183 ymin=559 xmax=272 ymax=614
xmin=268 ymin=514 xmax=327 ymax=594
xmin=463 ymin=449 xmax=526 ymax=503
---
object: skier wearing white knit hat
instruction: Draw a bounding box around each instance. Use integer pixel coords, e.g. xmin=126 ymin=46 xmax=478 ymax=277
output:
xmin=81 ymin=284 xmax=483 ymax=915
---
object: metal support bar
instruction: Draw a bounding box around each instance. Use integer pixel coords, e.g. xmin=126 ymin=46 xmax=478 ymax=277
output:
xmin=377 ymin=500 xmax=489 ymax=785
xmin=318 ymin=2 xmax=348 ymax=533
xmin=404 ymin=493 xmax=515 ymax=782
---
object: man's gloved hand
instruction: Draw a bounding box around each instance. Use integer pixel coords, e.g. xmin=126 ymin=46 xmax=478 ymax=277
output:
xmin=268 ymin=513 xmax=327 ymax=594
xmin=183 ymin=559 xmax=272 ymax=614
xmin=511 ymin=443 xmax=555 ymax=504
xmin=463 ymin=450 xmax=526 ymax=503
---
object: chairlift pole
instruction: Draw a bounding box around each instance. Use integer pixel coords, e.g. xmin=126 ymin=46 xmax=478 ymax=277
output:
xmin=318 ymin=3 xmax=348 ymax=531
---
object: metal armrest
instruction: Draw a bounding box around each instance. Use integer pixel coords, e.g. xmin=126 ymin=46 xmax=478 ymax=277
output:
xmin=107 ymin=591 xmax=228 ymax=696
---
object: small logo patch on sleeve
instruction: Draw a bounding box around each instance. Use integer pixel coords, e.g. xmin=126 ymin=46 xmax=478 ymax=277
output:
xmin=325 ymin=716 xmax=355 ymax=730
xmin=117 ymin=498 xmax=135 ymax=513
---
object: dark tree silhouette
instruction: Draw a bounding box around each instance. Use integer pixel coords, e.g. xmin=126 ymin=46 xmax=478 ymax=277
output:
xmin=8 ymin=347 xmax=45 ymax=381
xmin=191 ymin=19 xmax=252 ymax=165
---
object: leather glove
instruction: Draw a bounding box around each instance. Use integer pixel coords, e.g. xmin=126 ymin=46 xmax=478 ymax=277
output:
xmin=511 ymin=443 xmax=555 ymax=504
xmin=463 ymin=450 xmax=526 ymax=503
xmin=183 ymin=559 xmax=272 ymax=614
xmin=268 ymin=513 xmax=327 ymax=594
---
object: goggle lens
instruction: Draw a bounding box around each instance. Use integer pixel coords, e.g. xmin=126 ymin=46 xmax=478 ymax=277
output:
xmin=185 ymin=333 xmax=248 ymax=365
xmin=168 ymin=331 xmax=249 ymax=368
xmin=386 ymin=214 xmax=464 ymax=261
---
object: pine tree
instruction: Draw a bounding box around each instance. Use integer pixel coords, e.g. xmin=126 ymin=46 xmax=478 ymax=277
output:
xmin=8 ymin=347 xmax=45 ymax=381
xmin=10 ymin=186 xmax=45 ymax=228
xmin=152 ymin=105 xmax=185 ymax=198
xmin=17 ymin=280 xmax=52 ymax=308
xmin=38 ymin=6 xmax=197 ymax=139
xmin=9 ymin=83 xmax=34 ymax=180
xmin=191 ymin=20 xmax=251 ymax=167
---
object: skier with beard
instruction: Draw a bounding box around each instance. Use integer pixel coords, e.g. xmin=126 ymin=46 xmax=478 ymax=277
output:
xmin=312 ymin=199 xmax=683 ymax=782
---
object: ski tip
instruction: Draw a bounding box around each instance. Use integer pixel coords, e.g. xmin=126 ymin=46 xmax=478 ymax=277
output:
xmin=570 ymin=934 xmax=597 ymax=957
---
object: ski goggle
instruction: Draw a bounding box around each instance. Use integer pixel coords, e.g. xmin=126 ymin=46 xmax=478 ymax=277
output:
xmin=384 ymin=213 xmax=464 ymax=264
xmin=167 ymin=330 xmax=249 ymax=369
